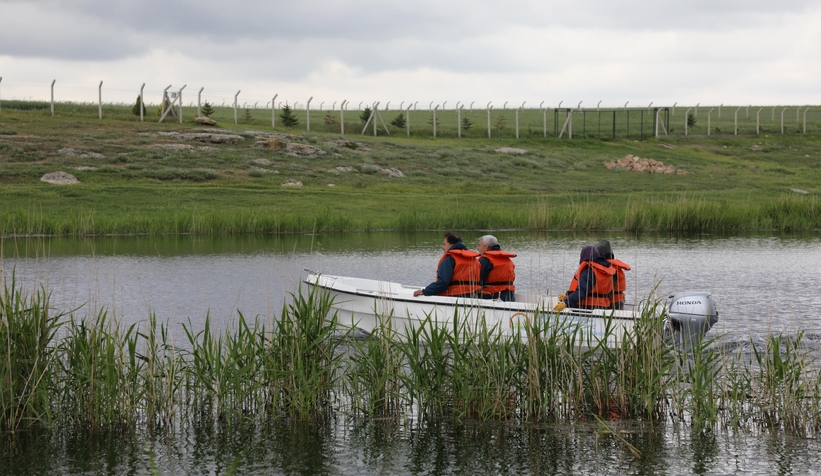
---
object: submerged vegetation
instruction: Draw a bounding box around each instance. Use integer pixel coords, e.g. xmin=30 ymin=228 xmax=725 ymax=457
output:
xmin=3 ymin=278 xmax=821 ymax=438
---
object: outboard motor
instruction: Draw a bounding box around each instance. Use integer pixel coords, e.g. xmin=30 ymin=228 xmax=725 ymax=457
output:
xmin=665 ymin=291 xmax=719 ymax=346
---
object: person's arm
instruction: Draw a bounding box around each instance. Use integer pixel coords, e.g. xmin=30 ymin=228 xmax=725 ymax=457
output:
xmin=418 ymin=256 xmax=455 ymax=296
xmin=565 ymin=268 xmax=595 ymax=308
xmin=479 ymin=257 xmax=493 ymax=286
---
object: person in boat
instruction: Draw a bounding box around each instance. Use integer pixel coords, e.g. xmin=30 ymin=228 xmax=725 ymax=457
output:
xmin=595 ymin=239 xmax=631 ymax=310
xmin=477 ymin=235 xmax=516 ymax=302
xmin=553 ymin=245 xmax=615 ymax=311
xmin=413 ymin=232 xmax=481 ymax=298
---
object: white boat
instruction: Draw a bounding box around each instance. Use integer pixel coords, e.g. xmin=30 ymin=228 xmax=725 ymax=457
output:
xmin=304 ymin=271 xmax=719 ymax=347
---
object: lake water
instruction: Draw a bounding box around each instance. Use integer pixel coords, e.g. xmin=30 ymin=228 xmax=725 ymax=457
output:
xmin=1 ymin=231 xmax=820 ymax=475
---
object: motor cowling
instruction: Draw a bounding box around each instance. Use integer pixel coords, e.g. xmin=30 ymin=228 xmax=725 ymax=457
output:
xmin=665 ymin=291 xmax=719 ymax=345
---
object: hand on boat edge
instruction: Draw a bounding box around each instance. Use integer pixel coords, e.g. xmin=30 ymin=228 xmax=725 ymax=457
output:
xmin=413 ymin=289 xmax=424 ymax=297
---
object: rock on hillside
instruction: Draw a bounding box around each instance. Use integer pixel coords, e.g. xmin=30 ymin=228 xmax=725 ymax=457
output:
xmin=41 ymin=171 xmax=80 ymax=184
xmin=603 ymin=155 xmax=688 ymax=175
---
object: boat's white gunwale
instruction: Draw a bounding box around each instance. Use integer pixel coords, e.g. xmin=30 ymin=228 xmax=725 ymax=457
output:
xmin=306 ymin=279 xmax=641 ymax=322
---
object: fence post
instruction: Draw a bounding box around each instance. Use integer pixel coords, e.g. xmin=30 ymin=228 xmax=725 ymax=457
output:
xmin=718 ymin=104 xmax=722 ymax=118
xmin=772 ymin=106 xmax=776 ymax=121
xmin=796 ymin=106 xmax=800 ymax=122
xmin=695 ymin=103 xmax=699 ymax=117
xmin=756 ymin=108 xmax=762 ymax=134
xmin=197 ymin=87 xmax=204 ymax=117
xmin=707 ymin=108 xmax=714 ymax=136
xmin=672 ymin=102 xmax=677 ymax=115
xmin=781 ymin=107 xmax=786 ymax=133
xmin=734 ymin=107 xmax=740 ymax=135
xmin=746 ymin=105 xmax=750 ymax=118
xmin=684 ymin=108 xmax=692 ymax=135
xmin=654 ymin=108 xmax=659 ymax=138
xmin=406 ymin=103 xmax=411 ymax=137
xmin=97 ymin=81 xmax=103 ymax=119
xmin=139 ymin=83 xmax=145 ymax=122
xmin=803 ymin=107 xmax=809 ymax=133
xmin=487 ymin=103 xmax=492 ymax=138
xmin=340 ymin=99 xmax=346 ymax=134
xmin=443 ymin=101 xmax=447 ymax=110
xmin=306 ymin=96 xmax=313 ymax=131
xmin=50 ymin=79 xmax=56 ymax=116
xmin=543 ymin=108 xmax=547 ymax=138
xmin=515 ymin=108 xmax=519 ymax=139
xmin=470 ymin=101 xmax=475 ymax=110
xmin=177 ymin=85 xmax=186 ymax=123
xmin=234 ymin=91 xmax=240 ymax=124
xmin=271 ymin=94 xmax=278 ymax=127
xmin=433 ymin=104 xmax=438 ymax=138
xmin=457 ymin=104 xmax=462 ymax=138
xmin=0 ymin=76 xmax=3 ymax=112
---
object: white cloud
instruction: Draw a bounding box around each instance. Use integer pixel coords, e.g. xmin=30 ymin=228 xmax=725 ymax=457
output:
xmin=0 ymin=0 xmax=819 ymax=106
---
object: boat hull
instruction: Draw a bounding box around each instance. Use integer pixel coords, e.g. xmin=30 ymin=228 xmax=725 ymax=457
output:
xmin=304 ymin=272 xmax=718 ymax=347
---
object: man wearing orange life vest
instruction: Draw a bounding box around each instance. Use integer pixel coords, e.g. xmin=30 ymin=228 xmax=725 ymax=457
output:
xmin=553 ymin=245 xmax=615 ymax=311
xmin=477 ymin=235 xmax=516 ymax=302
xmin=595 ymin=239 xmax=631 ymax=310
xmin=413 ymin=232 xmax=481 ymax=298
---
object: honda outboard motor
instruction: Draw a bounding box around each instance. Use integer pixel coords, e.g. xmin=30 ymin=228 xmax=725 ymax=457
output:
xmin=665 ymin=291 xmax=719 ymax=346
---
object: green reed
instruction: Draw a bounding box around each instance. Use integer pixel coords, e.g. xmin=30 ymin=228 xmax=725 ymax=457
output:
xmin=6 ymin=275 xmax=821 ymax=437
xmin=344 ymin=311 xmax=404 ymax=417
xmin=0 ymin=277 xmax=62 ymax=432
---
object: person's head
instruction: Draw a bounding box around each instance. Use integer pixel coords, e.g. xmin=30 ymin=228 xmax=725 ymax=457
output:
xmin=442 ymin=232 xmax=462 ymax=252
xmin=477 ymin=235 xmax=498 ymax=255
xmin=579 ymin=245 xmax=599 ymax=263
xmin=595 ymin=239 xmax=614 ymax=260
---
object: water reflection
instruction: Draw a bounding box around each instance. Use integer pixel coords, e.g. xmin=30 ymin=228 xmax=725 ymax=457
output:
xmin=3 ymin=419 xmax=821 ymax=475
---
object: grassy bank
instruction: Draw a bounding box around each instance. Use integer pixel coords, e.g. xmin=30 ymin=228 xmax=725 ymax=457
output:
xmin=0 ymin=101 xmax=819 ymax=235
xmin=3 ymin=279 xmax=821 ymax=437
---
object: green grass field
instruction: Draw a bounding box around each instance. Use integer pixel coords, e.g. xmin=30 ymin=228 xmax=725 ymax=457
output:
xmin=0 ymin=100 xmax=819 ymax=235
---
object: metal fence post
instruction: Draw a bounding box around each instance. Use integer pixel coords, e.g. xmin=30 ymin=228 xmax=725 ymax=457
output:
xmin=306 ymin=96 xmax=313 ymax=131
xmin=197 ymin=87 xmax=204 ymax=117
xmin=803 ymin=107 xmax=809 ymax=134
xmin=406 ymin=103 xmax=411 ymax=137
xmin=756 ymin=107 xmax=762 ymax=135
xmin=139 ymin=83 xmax=145 ymax=122
xmin=433 ymin=104 xmax=438 ymax=138
xmin=0 ymin=76 xmax=3 ymax=112
xmin=781 ymin=107 xmax=786 ymax=134
xmin=612 ymin=110 xmax=616 ymax=139
xmin=234 ymin=91 xmax=240 ymax=124
xmin=97 ymin=81 xmax=103 ymax=119
xmin=734 ymin=107 xmax=740 ymax=135
xmin=272 ymin=94 xmax=278 ymax=127
xmin=178 ymin=85 xmax=186 ymax=123
xmin=487 ymin=103 xmax=492 ymax=138
xmin=50 ymin=80 xmax=56 ymax=116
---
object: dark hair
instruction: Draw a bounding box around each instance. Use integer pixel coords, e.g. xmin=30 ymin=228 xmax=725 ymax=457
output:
xmin=444 ymin=232 xmax=462 ymax=245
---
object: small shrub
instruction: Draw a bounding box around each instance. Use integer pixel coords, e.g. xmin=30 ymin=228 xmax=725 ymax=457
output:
xmin=390 ymin=113 xmax=406 ymax=129
xmin=461 ymin=117 xmax=473 ymax=131
xmin=280 ymin=105 xmax=299 ymax=128
xmin=494 ymin=113 xmax=507 ymax=131
xmin=360 ymin=107 xmax=372 ymax=124
xmin=323 ymin=113 xmax=338 ymax=127
xmin=687 ymin=112 xmax=696 ymax=128
xmin=244 ymin=108 xmax=254 ymax=123
xmin=131 ymin=96 xmax=146 ymax=116
xmin=201 ymin=101 xmax=215 ymax=117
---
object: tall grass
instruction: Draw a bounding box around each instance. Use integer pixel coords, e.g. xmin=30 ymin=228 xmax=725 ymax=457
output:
xmin=2 ymin=277 xmax=821 ymax=438
xmin=1 ymin=193 xmax=818 ymax=236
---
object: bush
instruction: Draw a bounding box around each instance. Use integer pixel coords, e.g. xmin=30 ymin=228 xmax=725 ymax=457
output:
xmin=687 ymin=112 xmax=696 ymax=128
xmin=360 ymin=107 xmax=372 ymax=124
xmin=131 ymin=96 xmax=146 ymax=116
xmin=462 ymin=117 xmax=474 ymax=131
xmin=280 ymin=105 xmax=298 ymax=128
xmin=201 ymin=101 xmax=215 ymax=117
xmin=390 ymin=113 xmax=406 ymax=129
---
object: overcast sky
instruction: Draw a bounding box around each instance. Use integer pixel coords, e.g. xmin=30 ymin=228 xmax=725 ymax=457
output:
xmin=1 ymin=0 xmax=819 ymax=108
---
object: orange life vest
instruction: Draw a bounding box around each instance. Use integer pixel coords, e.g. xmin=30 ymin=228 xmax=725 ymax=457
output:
xmin=481 ymin=250 xmax=516 ymax=295
xmin=607 ymin=258 xmax=631 ymax=305
xmin=567 ymin=260 xmax=616 ymax=308
xmin=482 ymin=250 xmax=516 ymax=294
xmin=437 ymin=249 xmax=481 ymax=296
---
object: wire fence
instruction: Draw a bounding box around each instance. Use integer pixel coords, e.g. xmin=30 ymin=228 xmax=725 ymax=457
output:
xmin=0 ymin=78 xmax=817 ymax=139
